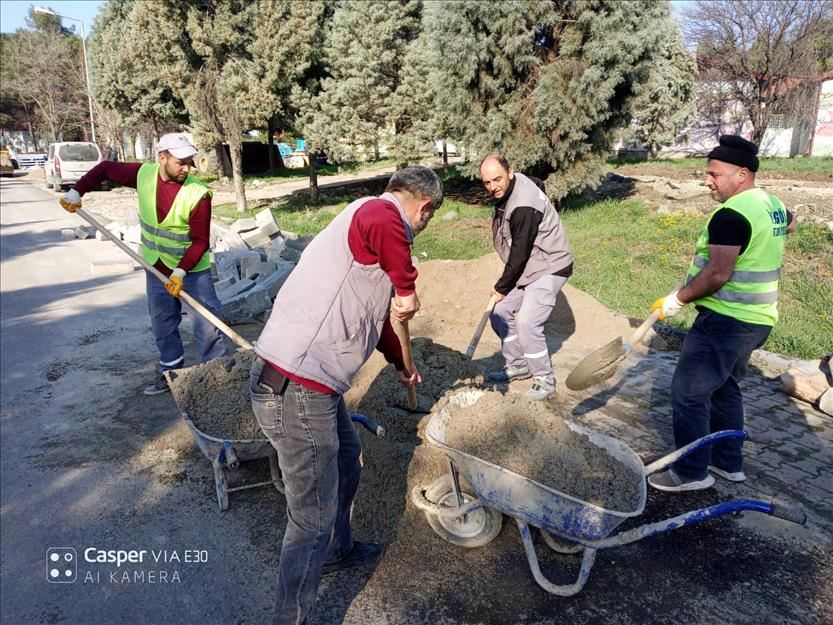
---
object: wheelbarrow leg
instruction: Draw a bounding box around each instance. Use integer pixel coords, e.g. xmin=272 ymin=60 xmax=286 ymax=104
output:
xmin=212 ymin=458 xmax=229 ymax=511
xmin=516 ymin=520 xmax=597 ymax=596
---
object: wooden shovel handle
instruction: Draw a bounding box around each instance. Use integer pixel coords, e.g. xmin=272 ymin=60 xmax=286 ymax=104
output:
xmin=623 ymin=309 xmax=662 ymax=350
xmin=391 ymin=318 xmax=418 ymax=410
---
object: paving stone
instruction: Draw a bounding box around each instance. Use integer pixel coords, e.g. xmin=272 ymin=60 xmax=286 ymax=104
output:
xmin=280 ymin=246 xmax=303 ymax=263
xmin=265 ymin=238 xmax=287 ymax=261
xmin=241 ymin=229 xmax=271 ymax=249
xmin=215 ymin=227 xmax=248 ymax=251
xmin=259 ymin=221 xmax=281 ymax=238
xmin=61 ymin=228 xmax=75 ymax=240
xmin=122 ymin=225 xmax=141 ymax=244
xmin=230 ymin=217 xmax=258 ymax=233
xmin=255 ymin=207 xmax=276 ymax=226
xmin=89 ymin=260 xmax=135 ymax=275
xmin=243 ymin=260 xmax=277 ymax=280
xmin=217 ymin=278 xmax=255 ymax=302
xmin=213 ymin=276 xmax=236 ymax=293
xmin=255 ymin=261 xmax=295 ymax=298
xmin=74 ymin=226 xmax=94 ymax=239
xmin=286 ymin=234 xmax=315 ymax=252
xmin=239 ymin=254 xmax=267 ymax=278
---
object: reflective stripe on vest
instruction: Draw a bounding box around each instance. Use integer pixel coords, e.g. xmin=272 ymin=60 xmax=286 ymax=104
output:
xmin=686 ymin=188 xmax=786 ymax=326
xmin=136 ymin=163 xmax=212 ymax=271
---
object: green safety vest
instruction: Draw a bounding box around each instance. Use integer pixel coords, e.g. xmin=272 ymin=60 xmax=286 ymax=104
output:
xmin=137 ymin=163 xmax=212 ymax=272
xmin=686 ymin=187 xmax=787 ymax=327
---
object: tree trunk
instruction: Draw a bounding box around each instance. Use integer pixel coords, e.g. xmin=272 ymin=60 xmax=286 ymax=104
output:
xmin=442 ymin=138 xmax=448 ymax=171
xmin=307 ymin=147 xmax=319 ymax=203
xmin=374 ymin=138 xmax=380 ymax=161
xmin=267 ymin=120 xmax=275 ymax=171
xmin=228 ymin=138 xmax=247 ymax=212
xmin=215 ymin=142 xmax=232 ymax=178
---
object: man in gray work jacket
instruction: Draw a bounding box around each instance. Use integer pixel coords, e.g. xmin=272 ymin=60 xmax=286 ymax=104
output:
xmin=480 ymin=154 xmax=573 ymax=400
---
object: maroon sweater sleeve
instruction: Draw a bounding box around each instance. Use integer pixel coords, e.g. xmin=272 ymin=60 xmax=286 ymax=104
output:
xmin=73 ymin=161 xmax=141 ymax=195
xmin=348 ymin=199 xmax=417 ymax=295
xmin=178 ymin=195 xmax=211 ymax=272
xmin=376 ymin=318 xmax=405 ymax=371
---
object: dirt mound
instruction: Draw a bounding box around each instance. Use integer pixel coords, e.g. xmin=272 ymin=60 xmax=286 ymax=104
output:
xmin=445 ymin=391 xmax=642 ymax=511
xmin=167 ymin=351 xmax=263 ymax=440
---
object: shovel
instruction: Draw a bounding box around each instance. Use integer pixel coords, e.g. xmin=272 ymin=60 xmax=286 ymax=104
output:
xmin=74 ymin=207 xmax=253 ymax=351
xmin=391 ymin=317 xmax=419 ymax=411
xmin=465 ymin=294 xmax=497 ymax=360
xmin=565 ymin=309 xmax=661 ymax=391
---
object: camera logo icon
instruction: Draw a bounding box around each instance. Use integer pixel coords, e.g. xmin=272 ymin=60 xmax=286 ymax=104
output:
xmin=47 ymin=548 xmax=77 ymax=583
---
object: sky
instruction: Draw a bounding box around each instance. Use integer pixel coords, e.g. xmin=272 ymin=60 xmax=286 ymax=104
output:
xmin=0 ymin=0 xmax=105 ymax=33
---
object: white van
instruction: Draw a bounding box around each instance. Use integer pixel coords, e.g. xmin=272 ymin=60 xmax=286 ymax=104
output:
xmin=44 ymin=142 xmax=102 ymax=191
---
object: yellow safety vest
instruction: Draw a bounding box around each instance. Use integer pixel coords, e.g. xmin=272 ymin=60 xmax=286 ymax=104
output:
xmin=137 ymin=163 xmax=212 ymax=272
xmin=687 ymin=188 xmax=787 ymax=326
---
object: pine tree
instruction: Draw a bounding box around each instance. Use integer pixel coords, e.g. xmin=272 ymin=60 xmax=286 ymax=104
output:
xmin=423 ymin=0 xmax=680 ymax=197
xmin=303 ymin=0 xmax=421 ymax=164
xmin=629 ymin=16 xmax=696 ymax=155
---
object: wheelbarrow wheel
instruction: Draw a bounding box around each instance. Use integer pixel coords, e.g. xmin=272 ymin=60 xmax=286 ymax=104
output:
xmin=423 ymin=474 xmax=502 ymax=548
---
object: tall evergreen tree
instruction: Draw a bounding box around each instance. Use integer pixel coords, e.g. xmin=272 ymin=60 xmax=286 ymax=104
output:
xmin=304 ymin=0 xmax=421 ymax=163
xmin=629 ymin=16 xmax=696 ymax=155
xmin=424 ymin=0 xmax=678 ymax=197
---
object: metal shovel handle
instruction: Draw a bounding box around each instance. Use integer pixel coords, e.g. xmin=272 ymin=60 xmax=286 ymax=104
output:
xmin=465 ymin=294 xmax=497 ymax=360
xmin=75 ymin=207 xmax=253 ymax=351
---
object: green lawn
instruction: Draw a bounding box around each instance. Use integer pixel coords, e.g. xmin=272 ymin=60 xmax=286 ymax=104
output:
xmin=214 ymin=185 xmax=831 ymax=360
xmin=610 ymin=155 xmax=833 ymax=175
xmin=195 ymin=157 xmax=398 ymax=185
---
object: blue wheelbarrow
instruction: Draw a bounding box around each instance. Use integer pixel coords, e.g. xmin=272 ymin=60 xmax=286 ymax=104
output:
xmin=411 ymin=390 xmax=807 ymax=596
xmin=181 ymin=412 xmax=385 ymax=511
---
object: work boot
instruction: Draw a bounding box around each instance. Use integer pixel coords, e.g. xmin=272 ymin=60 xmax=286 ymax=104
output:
xmin=525 ymin=377 xmax=555 ymax=401
xmin=648 ymin=469 xmax=714 ymax=492
xmin=143 ymin=373 xmax=170 ymax=396
xmin=321 ymin=541 xmax=383 ymax=575
xmin=708 ymin=465 xmax=747 ymax=482
xmin=487 ymin=364 xmax=531 ymax=383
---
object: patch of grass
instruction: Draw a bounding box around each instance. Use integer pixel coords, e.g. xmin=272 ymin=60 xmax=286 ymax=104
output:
xmin=608 ymin=155 xmax=833 ymax=175
xmin=561 ymin=199 xmax=832 ymax=359
xmin=196 ymin=158 xmax=397 ymax=186
xmin=412 ymin=201 xmax=492 ymax=261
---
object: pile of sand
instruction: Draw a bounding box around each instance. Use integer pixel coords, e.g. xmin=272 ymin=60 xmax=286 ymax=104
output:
xmin=167 ymin=351 xmax=264 ymax=440
xmin=444 ymin=392 xmax=642 ymax=511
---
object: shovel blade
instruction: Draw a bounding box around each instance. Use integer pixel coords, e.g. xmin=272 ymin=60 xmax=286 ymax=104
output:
xmin=565 ymin=337 xmax=626 ymax=391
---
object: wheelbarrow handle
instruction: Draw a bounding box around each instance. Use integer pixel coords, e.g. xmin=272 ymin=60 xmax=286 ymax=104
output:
xmin=643 ymin=430 xmax=747 ymax=476
xmin=587 ymin=499 xmax=806 ymax=550
xmin=351 ymin=413 xmax=385 ymax=438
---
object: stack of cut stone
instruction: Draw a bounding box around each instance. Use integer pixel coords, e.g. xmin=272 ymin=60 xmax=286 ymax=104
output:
xmin=210 ymin=208 xmax=314 ymax=324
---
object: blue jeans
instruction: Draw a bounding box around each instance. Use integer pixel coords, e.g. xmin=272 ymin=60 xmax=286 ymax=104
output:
xmin=249 ymin=356 xmax=362 ymax=625
xmin=671 ymin=308 xmax=771 ymax=480
xmin=145 ymin=269 xmax=228 ymax=371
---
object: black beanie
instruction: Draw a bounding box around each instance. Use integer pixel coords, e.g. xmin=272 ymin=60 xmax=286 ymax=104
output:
xmin=707 ymin=135 xmax=759 ymax=172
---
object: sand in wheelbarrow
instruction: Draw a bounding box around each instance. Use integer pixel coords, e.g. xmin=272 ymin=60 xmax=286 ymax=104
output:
xmin=167 ymin=351 xmax=264 ymax=440
xmin=444 ymin=392 xmax=642 ymax=512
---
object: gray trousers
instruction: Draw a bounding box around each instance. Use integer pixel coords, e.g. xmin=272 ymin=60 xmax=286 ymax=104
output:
xmin=489 ymin=274 xmax=567 ymax=384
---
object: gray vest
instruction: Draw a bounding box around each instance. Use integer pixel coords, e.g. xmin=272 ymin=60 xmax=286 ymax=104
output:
xmin=492 ymin=173 xmax=573 ymax=287
xmin=255 ymin=193 xmax=410 ymax=394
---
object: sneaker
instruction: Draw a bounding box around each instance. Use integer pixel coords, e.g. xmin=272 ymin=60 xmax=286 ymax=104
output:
xmin=321 ymin=541 xmax=383 ymax=575
xmin=525 ymin=377 xmax=556 ymax=401
xmin=143 ymin=374 xmax=170 ymax=396
xmin=648 ymin=469 xmax=714 ymax=492
xmin=708 ymin=465 xmax=747 ymax=482
xmin=487 ymin=364 xmax=531 ymax=383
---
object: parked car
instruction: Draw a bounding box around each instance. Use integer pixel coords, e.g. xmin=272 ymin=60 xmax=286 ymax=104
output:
xmin=44 ymin=142 xmax=102 ymax=191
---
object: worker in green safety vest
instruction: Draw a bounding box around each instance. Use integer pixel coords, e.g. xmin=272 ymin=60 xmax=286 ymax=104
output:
xmin=646 ymin=135 xmax=795 ymax=493
xmin=60 ymin=133 xmax=229 ymax=396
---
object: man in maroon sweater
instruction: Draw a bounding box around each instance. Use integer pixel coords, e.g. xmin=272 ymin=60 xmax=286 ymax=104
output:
xmin=59 ymin=133 xmax=228 ymax=395
xmin=251 ymin=167 xmax=441 ymax=625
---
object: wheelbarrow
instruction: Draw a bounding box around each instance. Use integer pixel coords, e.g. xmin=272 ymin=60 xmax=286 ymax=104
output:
xmin=411 ymin=390 xmax=807 ymax=596
xmin=181 ymin=411 xmax=385 ymax=511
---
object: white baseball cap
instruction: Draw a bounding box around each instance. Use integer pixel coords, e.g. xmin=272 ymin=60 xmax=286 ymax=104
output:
xmin=157 ymin=133 xmax=198 ymax=160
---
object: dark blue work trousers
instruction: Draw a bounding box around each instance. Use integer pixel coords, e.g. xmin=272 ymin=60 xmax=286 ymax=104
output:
xmin=671 ymin=308 xmax=771 ymax=480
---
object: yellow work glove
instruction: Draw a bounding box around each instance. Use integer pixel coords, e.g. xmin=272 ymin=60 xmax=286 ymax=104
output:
xmin=165 ymin=268 xmax=186 ymax=297
xmin=650 ymin=290 xmax=684 ymax=321
xmin=59 ymin=189 xmax=82 ymax=213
